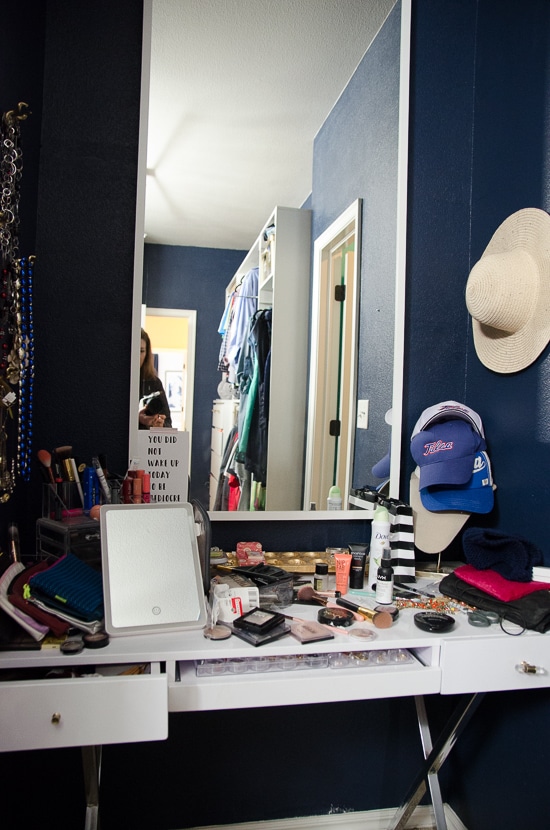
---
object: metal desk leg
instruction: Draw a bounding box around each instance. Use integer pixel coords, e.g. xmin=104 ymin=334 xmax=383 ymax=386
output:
xmin=387 ymin=693 xmax=485 ymax=830
xmin=82 ymin=745 xmax=102 ymax=830
xmin=415 ymin=695 xmax=447 ymax=830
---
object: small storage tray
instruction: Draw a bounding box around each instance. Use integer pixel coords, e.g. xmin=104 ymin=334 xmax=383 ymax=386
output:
xmin=195 ymin=648 xmax=415 ymax=676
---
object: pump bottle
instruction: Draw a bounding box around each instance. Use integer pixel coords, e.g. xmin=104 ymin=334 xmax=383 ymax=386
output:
xmin=375 ymin=547 xmax=394 ymax=604
xmin=367 ymin=504 xmax=391 ymax=591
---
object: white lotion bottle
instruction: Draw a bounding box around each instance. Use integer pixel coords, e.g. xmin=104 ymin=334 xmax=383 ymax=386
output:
xmin=367 ymin=504 xmax=391 ymax=591
xmin=327 ymin=485 xmax=342 ymax=510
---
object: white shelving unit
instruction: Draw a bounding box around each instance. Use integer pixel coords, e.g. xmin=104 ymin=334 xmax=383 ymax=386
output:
xmin=209 ymin=398 xmax=239 ymax=509
xmin=211 ymin=206 xmax=312 ymax=511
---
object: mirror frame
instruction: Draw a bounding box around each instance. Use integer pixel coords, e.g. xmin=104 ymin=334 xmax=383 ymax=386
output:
xmin=303 ymin=198 xmax=362 ymax=511
xmin=130 ymin=0 xmax=411 ymax=520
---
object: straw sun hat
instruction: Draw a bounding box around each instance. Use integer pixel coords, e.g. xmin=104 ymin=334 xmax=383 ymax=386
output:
xmin=465 ymin=208 xmax=550 ymax=373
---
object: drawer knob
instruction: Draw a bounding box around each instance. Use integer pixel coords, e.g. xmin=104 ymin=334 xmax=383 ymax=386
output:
xmin=515 ymin=661 xmax=546 ymax=676
xmin=51 ymin=712 xmax=62 ymax=725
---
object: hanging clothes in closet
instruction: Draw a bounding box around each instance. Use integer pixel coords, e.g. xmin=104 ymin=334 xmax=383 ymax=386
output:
xmin=218 ymin=267 xmax=258 ymax=384
xmin=234 ymin=308 xmax=272 ymax=510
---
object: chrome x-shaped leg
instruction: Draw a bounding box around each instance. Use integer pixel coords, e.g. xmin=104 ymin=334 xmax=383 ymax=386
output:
xmin=387 ymin=693 xmax=485 ymax=830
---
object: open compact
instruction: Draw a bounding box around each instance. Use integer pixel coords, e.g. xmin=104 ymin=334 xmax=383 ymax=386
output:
xmin=318 ymin=607 xmax=354 ymax=627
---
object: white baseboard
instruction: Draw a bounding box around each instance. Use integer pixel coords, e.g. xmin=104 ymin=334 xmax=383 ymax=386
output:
xmin=185 ymin=804 xmax=467 ymax=830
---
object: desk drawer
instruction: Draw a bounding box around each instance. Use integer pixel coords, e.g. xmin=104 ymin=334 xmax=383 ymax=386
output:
xmin=170 ymin=656 xmax=441 ymax=711
xmin=0 ymin=663 xmax=168 ymax=752
xmin=441 ymin=637 xmax=550 ymax=694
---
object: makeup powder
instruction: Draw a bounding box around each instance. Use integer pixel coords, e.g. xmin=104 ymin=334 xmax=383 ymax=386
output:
xmin=317 ymin=606 xmax=354 ymax=627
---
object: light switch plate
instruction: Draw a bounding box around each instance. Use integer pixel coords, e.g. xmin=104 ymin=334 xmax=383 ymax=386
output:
xmin=357 ymin=399 xmax=369 ymax=429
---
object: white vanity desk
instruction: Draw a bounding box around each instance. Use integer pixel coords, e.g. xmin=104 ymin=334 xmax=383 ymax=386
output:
xmin=1 ymin=603 xmax=548 ymax=829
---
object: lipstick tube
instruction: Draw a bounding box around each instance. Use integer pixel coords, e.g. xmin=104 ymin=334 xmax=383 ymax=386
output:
xmin=132 ymin=477 xmax=142 ymax=504
xmin=142 ymin=473 xmax=151 ymax=503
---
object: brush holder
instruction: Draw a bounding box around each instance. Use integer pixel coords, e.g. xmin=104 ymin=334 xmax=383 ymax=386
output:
xmin=42 ymin=482 xmax=84 ymax=520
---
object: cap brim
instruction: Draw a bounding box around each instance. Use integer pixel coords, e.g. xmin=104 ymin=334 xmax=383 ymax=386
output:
xmin=421 ymin=484 xmax=494 ymax=514
xmin=411 ymin=401 xmax=485 ymax=438
xmin=371 ymin=451 xmax=390 ymax=479
xmin=410 ymin=471 xmax=470 ymax=554
xmin=418 ymin=452 xmax=476 ymax=489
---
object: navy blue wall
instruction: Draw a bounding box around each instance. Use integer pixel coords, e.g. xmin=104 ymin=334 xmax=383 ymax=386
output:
xmin=311 ymin=2 xmax=401 ymax=483
xmin=404 ymin=0 xmax=550 ymax=568
xmin=405 ymin=1 xmax=550 ymax=826
xmin=143 ymin=243 xmax=246 ymax=505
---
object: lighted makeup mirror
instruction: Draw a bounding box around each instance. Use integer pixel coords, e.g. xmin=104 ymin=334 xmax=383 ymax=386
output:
xmin=101 ymin=503 xmax=207 ymax=636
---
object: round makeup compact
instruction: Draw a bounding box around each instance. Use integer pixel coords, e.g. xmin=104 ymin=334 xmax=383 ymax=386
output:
xmin=349 ymin=626 xmax=377 ymax=641
xmin=414 ymin=612 xmax=455 ymax=633
xmin=203 ymin=625 xmax=232 ymax=640
xmin=83 ymin=630 xmax=110 ymax=649
xmin=60 ymin=638 xmax=84 ymax=655
xmin=318 ymin=607 xmax=354 ymax=627
xmin=375 ymin=604 xmax=399 ymax=622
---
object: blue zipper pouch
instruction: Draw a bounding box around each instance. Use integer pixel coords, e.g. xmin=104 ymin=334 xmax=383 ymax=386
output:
xmin=28 ymin=553 xmax=104 ymax=622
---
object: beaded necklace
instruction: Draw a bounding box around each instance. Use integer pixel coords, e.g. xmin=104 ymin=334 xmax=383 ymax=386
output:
xmin=0 ymin=103 xmax=33 ymax=498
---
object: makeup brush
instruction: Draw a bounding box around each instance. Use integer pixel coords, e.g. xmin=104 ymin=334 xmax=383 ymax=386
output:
xmin=37 ymin=449 xmax=56 ymax=485
xmin=296 ymin=585 xmax=341 ymax=602
xmin=54 ymin=444 xmax=85 ymax=507
xmin=295 ymin=587 xmax=365 ymax=622
xmin=54 ymin=445 xmax=73 ymax=479
xmin=336 ymin=597 xmax=393 ymax=629
xmin=294 ymin=585 xmax=329 ymax=607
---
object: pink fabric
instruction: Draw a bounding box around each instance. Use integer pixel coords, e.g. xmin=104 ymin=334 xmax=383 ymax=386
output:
xmin=455 ymin=564 xmax=550 ymax=601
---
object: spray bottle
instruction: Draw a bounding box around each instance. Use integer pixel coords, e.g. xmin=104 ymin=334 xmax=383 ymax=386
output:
xmin=376 ymin=547 xmax=394 ymax=604
xmin=367 ymin=504 xmax=391 ymax=591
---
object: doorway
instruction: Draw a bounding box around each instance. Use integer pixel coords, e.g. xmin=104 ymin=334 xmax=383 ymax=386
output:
xmin=142 ymin=306 xmax=196 ymax=459
xmin=303 ymin=200 xmax=361 ymax=510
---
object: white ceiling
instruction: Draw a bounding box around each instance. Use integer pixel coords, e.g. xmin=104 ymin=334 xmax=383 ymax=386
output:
xmin=145 ymin=0 xmax=396 ymax=251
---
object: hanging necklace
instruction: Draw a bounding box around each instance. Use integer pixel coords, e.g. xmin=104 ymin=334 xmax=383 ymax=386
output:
xmin=0 ymin=102 xmax=33 ymax=498
xmin=15 ymin=256 xmax=34 ymax=481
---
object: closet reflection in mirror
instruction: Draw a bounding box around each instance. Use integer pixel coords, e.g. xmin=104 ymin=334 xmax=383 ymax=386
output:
xmin=133 ymin=0 xmax=410 ymax=513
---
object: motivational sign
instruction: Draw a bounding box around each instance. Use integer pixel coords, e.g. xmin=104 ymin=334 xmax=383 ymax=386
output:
xmin=135 ymin=430 xmax=189 ymax=503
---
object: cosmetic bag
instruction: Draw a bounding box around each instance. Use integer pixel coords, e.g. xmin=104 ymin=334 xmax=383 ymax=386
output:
xmin=28 ymin=552 xmax=104 ymax=621
xmin=8 ymin=560 xmax=71 ymax=637
xmin=439 ymin=571 xmax=550 ymax=633
xmin=0 ymin=561 xmax=49 ymax=641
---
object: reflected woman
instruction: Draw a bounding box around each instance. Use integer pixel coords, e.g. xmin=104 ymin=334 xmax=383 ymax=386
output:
xmin=139 ymin=328 xmax=172 ymax=429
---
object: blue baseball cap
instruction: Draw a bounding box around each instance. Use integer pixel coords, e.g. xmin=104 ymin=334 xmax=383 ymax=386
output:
xmin=420 ymin=450 xmax=494 ymax=514
xmin=371 ymin=447 xmax=390 ymax=479
xmin=410 ymin=419 xmax=486 ymax=490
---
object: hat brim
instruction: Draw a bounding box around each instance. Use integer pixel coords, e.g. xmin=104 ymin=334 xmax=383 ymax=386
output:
xmin=371 ymin=451 xmax=390 ymax=479
xmin=412 ymin=400 xmax=485 ymax=438
xmin=418 ymin=452 xmax=476 ymax=490
xmin=410 ymin=472 xmax=470 ymax=554
xmin=468 ymin=208 xmax=550 ymax=373
xmin=421 ymin=483 xmax=494 ymax=514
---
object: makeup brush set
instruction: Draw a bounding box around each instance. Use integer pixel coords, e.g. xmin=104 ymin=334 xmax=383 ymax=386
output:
xmin=37 ymin=446 xmax=118 ymax=519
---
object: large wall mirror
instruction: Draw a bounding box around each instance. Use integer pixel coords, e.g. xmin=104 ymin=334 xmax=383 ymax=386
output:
xmin=130 ymin=0 xmax=411 ymax=519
